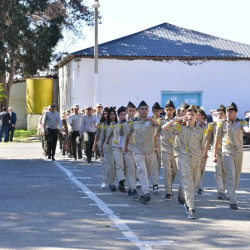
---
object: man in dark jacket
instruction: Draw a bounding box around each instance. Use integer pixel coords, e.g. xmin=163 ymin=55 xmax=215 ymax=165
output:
xmin=8 ymin=107 xmax=17 ymax=142
xmin=0 ymin=107 xmax=10 ymax=142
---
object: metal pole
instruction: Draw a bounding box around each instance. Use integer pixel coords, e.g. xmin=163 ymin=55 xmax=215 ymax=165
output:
xmin=93 ymin=0 xmax=99 ymax=106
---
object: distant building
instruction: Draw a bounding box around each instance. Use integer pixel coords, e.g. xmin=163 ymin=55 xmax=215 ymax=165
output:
xmin=57 ymin=22 xmax=250 ymax=116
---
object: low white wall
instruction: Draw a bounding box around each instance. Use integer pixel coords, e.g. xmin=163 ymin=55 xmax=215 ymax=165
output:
xmin=9 ymin=81 xmax=27 ymax=129
xmin=60 ymin=58 xmax=250 ymax=118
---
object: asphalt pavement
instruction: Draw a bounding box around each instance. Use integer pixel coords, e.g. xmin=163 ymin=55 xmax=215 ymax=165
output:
xmin=0 ymin=142 xmax=250 ymax=249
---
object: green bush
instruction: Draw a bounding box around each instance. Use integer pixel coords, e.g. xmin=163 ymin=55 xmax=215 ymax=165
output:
xmin=14 ymin=130 xmax=37 ymax=138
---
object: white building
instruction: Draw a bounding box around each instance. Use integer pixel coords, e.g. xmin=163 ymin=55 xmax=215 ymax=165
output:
xmin=57 ymin=23 xmax=250 ymax=117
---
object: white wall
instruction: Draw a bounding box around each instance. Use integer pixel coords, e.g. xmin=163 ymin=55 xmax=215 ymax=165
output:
xmin=9 ymin=81 xmax=27 ymax=129
xmin=60 ymin=58 xmax=250 ymax=118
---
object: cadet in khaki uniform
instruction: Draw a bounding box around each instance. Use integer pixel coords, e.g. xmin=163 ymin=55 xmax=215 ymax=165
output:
xmin=176 ymin=102 xmax=190 ymax=205
xmin=121 ymin=102 xmax=138 ymax=199
xmin=162 ymin=105 xmax=204 ymax=219
xmin=108 ymin=106 xmax=128 ymax=193
xmin=156 ymin=100 xmax=177 ymax=200
xmin=99 ymin=108 xmax=118 ymax=191
xmin=151 ymin=102 xmax=162 ymax=194
xmin=125 ymin=101 xmax=158 ymax=204
xmin=196 ymin=108 xmax=208 ymax=194
xmin=93 ymin=107 xmax=109 ymax=189
xmin=205 ymin=104 xmax=227 ymax=200
xmin=214 ymin=102 xmax=250 ymax=210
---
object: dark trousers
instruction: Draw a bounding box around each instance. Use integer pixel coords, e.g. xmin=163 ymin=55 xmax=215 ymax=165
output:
xmin=0 ymin=126 xmax=9 ymax=142
xmin=70 ymin=131 xmax=82 ymax=159
xmin=47 ymin=128 xmax=58 ymax=157
xmin=86 ymin=132 xmax=95 ymax=161
xmin=8 ymin=125 xmax=15 ymax=141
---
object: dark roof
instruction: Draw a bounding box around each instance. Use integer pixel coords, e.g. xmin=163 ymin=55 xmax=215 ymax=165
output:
xmin=72 ymin=22 xmax=250 ymax=59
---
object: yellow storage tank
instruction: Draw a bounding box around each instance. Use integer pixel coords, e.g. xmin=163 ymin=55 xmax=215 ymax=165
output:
xmin=26 ymin=78 xmax=53 ymax=114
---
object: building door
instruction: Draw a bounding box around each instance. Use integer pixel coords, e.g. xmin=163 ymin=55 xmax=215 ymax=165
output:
xmin=161 ymin=92 xmax=202 ymax=108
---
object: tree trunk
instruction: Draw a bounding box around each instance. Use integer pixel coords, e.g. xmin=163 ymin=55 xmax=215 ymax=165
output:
xmin=0 ymin=49 xmax=15 ymax=109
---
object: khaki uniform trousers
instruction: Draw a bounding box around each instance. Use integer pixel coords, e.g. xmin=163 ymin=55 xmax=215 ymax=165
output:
xmin=162 ymin=152 xmax=177 ymax=194
xmin=197 ymin=158 xmax=207 ymax=189
xmin=124 ymin=151 xmax=137 ymax=190
xmin=223 ymin=152 xmax=243 ymax=204
xmin=101 ymin=155 xmax=108 ymax=183
xmin=177 ymin=156 xmax=201 ymax=211
xmin=103 ymin=143 xmax=116 ymax=185
xmin=133 ymin=152 xmax=155 ymax=195
xmin=214 ymin=152 xmax=226 ymax=194
xmin=151 ymin=150 xmax=162 ymax=186
xmin=112 ymin=147 xmax=127 ymax=182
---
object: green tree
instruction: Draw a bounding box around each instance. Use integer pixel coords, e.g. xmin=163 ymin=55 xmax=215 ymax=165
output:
xmin=0 ymin=83 xmax=7 ymax=102
xmin=0 ymin=0 xmax=94 ymax=108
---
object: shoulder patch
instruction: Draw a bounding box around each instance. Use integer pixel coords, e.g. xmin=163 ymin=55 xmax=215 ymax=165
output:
xmin=208 ymin=123 xmax=213 ymax=131
xmin=217 ymin=121 xmax=222 ymax=128
xmin=176 ymin=123 xmax=181 ymax=133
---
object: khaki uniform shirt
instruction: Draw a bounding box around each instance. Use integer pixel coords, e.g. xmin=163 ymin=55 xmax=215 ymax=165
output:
xmin=207 ymin=121 xmax=222 ymax=156
xmin=156 ymin=117 xmax=176 ymax=154
xmin=171 ymin=122 xmax=205 ymax=161
xmin=128 ymin=118 xmax=157 ymax=154
xmin=121 ymin=120 xmax=134 ymax=152
xmin=108 ymin=121 xmax=124 ymax=148
xmin=216 ymin=119 xmax=248 ymax=153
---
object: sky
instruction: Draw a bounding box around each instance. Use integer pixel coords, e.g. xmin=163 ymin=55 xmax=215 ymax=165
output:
xmin=56 ymin=0 xmax=250 ymax=54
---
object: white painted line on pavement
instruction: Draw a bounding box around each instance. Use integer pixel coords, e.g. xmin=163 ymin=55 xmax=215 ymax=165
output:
xmin=96 ymin=214 xmax=106 ymax=216
xmin=76 ymin=177 xmax=92 ymax=179
xmin=107 ymin=204 xmax=130 ymax=207
xmin=240 ymin=178 xmax=250 ymax=181
xmin=85 ymin=184 xmax=101 ymax=187
xmin=68 ymin=170 xmax=83 ymax=172
xmin=215 ymin=205 xmax=229 ymax=208
xmin=54 ymin=161 xmax=176 ymax=249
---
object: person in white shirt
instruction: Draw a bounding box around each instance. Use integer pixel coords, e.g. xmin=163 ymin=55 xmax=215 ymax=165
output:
xmin=67 ymin=105 xmax=83 ymax=160
xmin=43 ymin=103 xmax=62 ymax=161
xmin=79 ymin=106 xmax=98 ymax=163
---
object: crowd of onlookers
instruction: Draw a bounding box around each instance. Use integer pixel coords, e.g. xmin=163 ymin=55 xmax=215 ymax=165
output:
xmin=0 ymin=107 xmax=17 ymax=142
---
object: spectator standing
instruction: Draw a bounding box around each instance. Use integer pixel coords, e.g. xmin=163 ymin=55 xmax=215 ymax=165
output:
xmin=80 ymin=106 xmax=98 ymax=163
xmin=8 ymin=107 xmax=17 ymax=142
xmin=0 ymin=107 xmax=10 ymax=142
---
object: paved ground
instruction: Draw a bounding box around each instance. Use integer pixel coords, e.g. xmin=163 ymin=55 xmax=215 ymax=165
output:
xmin=0 ymin=142 xmax=250 ymax=249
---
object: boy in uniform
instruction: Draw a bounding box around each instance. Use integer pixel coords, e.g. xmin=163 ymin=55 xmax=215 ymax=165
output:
xmin=121 ymin=102 xmax=138 ymax=198
xmin=108 ymin=106 xmax=128 ymax=193
xmin=196 ymin=108 xmax=208 ymax=194
xmin=213 ymin=102 xmax=250 ymax=210
xmin=176 ymin=102 xmax=189 ymax=204
xmin=125 ymin=101 xmax=158 ymax=204
xmin=151 ymin=102 xmax=162 ymax=194
xmin=204 ymin=104 xmax=227 ymax=200
xmin=162 ymin=105 xmax=204 ymax=219
xmin=156 ymin=100 xmax=177 ymax=200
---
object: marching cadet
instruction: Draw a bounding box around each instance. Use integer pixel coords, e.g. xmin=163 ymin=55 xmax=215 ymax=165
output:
xmin=121 ymin=101 xmax=138 ymax=199
xmin=125 ymin=101 xmax=158 ymax=204
xmin=204 ymin=104 xmax=227 ymax=200
xmin=162 ymin=105 xmax=204 ymax=219
xmin=99 ymin=108 xmax=118 ymax=191
xmin=151 ymin=102 xmax=162 ymax=194
xmin=107 ymin=106 xmax=127 ymax=193
xmin=93 ymin=107 xmax=109 ymax=189
xmin=213 ymin=102 xmax=250 ymax=210
xmin=176 ymin=102 xmax=189 ymax=204
xmin=156 ymin=100 xmax=177 ymax=200
xmin=196 ymin=108 xmax=208 ymax=194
